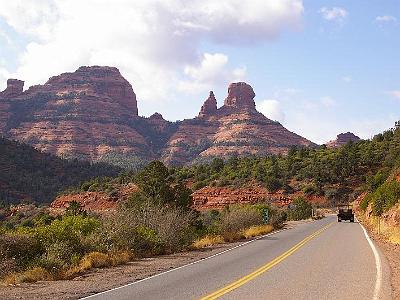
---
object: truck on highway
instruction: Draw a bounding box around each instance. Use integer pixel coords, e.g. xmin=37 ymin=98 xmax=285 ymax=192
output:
xmin=337 ymin=205 xmax=354 ymax=222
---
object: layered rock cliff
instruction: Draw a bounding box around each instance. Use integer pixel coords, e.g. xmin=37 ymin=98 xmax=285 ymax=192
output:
xmin=0 ymin=66 xmax=315 ymax=165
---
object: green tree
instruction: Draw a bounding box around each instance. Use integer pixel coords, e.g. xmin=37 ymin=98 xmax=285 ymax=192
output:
xmin=287 ymin=197 xmax=312 ymax=220
xmin=65 ymin=200 xmax=87 ymax=217
xmin=135 ymin=161 xmax=174 ymax=204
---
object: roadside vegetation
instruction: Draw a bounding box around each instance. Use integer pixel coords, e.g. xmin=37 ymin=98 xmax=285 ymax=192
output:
xmin=2 ymin=127 xmax=400 ymax=283
xmin=0 ymin=162 xmax=287 ymax=284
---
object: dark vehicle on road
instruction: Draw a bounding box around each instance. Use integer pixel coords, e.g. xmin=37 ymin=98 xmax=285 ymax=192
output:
xmin=337 ymin=205 xmax=354 ymax=222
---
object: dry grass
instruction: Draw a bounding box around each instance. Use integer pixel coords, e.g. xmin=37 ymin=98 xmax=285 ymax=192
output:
xmin=109 ymin=250 xmax=132 ymax=266
xmin=360 ymin=214 xmax=400 ymax=246
xmin=191 ymin=235 xmax=224 ymax=249
xmin=3 ymin=267 xmax=53 ymax=285
xmin=222 ymin=231 xmax=243 ymax=242
xmin=2 ymin=250 xmax=134 ymax=284
xmin=389 ymin=232 xmax=400 ymax=245
xmin=242 ymin=225 xmax=274 ymax=239
xmin=64 ymin=251 xmax=133 ymax=279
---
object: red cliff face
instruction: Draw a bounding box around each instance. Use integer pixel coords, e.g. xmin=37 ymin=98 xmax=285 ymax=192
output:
xmin=326 ymin=132 xmax=361 ymax=148
xmin=162 ymin=82 xmax=315 ymax=164
xmin=198 ymin=91 xmax=218 ymax=118
xmin=45 ymin=66 xmax=138 ymax=115
xmin=0 ymin=69 xmax=315 ymax=164
xmin=0 ymin=79 xmax=24 ymax=98
xmin=223 ymin=82 xmax=256 ymax=111
xmin=0 ymin=66 xmax=149 ymax=161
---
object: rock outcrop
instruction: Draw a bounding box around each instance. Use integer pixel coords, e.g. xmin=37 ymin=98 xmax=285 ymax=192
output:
xmin=0 ymin=66 xmax=315 ymax=164
xmin=191 ymin=186 xmax=327 ymax=210
xmin=162 ymin=82 xmax=314 ymax=164
xmin=326 ymin=132 xmax=361 ymax=148
xmin=0 ymin=66 xmax=151 ymax=161
xmin=223 ymin=82 xmax=256 ymax=111
xmin=50 ymin=183 xmax=138 ymax=213
xmin=45 ymin=66 xmax=138 ymax=115
xmin=198 ymin=91 xmax=217 ymax=118
xmin=0 ymin=79 xmax=24 ymax=98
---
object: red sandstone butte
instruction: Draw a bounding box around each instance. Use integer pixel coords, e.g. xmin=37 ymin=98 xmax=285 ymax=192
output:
xmin=0 ymin=66 xmax=315 ymax=164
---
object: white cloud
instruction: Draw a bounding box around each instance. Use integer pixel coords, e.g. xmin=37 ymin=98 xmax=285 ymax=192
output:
xmin=320 ymin=96 xmax=336 ymax=107
xmin=342 ymin=76 xmax=352 ymax=83
xmin=178 ymin=53 xmax=246 ymax=94
xmin=0 ymin=67 xmax=10 ymax=90
xmin=375 ymin=15 xmax=397 ymax=23
xmin=319 ymin=7 xmax=348 ymax=23
xmin=258 ymin=99 xmax=285 ymax=122
xmin=388 ymin=90 xmax=400 ymax=99
xmin=0 ymin=0 xmax=304 ymax=111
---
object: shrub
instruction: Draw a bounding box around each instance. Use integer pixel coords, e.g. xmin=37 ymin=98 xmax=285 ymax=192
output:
xmin=0 ymin=258 xmax=17 ymax=278
xmin=95 ymin=200 xmax=195 ymax=255
xmin=359 ymin=194 xmax=370 ymax=211
xmin=371 ymin=181 xmax=400 ymax=215
xmin=269 ymin=209 xmax=287 ymax=228
xmin=303 ymin=184 xmax=318 ymax=195
xmin=218 ymin=206 xmax=263 ymax=241
xmin=287 ymin=197 xmax=313 ymax=220
xmin=0 ymin=233 xmax=43 ymax=269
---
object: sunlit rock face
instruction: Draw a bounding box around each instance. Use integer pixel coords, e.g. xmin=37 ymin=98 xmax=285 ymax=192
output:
xmin=0 ymin=69 xmax=315 ymax=165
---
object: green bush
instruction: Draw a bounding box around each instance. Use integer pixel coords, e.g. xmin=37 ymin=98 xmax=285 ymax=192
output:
xmin=0 ymin=233 xmax=43 ymax=271
xmin=360 ymin=194 xmax=371 ymax=211
xmin=94 ymin=200 xmax=195 ymax=256
xmin=369 ymin=180 xmax=400 ymax=215
xmin=287 ymin=197 xmax=312 ymax=221
xmin=217 ymin=206 xmax=263 ymax=238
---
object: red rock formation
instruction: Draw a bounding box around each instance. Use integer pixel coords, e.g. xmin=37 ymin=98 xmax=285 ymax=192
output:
xmin=46 ymin=66 xmax=138 ymax=115
xmin=0 ymin=69 xmax=314 ymax=164
xmin=0 ymin=66 xmax=152 ymax=161
xmin=0 ymin=79 xmax=24 ymax=98
xmin=198 ymin=91 xmax=217 ymax=118
xmin=50 ymin=183 xmax=138 ymax=213
xmin=223 ymin=82 xmax=256 ymax=111
xmin=191 ymin=186 xmax=327 ymax=210
xmin=326 ymin=132 xmax=361 ymax=148
xmin=163 ymin=83 xmax=314 ymax=164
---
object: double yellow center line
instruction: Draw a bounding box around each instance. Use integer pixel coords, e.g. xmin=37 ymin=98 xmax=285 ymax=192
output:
xmin=201 ymin=222 xmax=334 ymax=300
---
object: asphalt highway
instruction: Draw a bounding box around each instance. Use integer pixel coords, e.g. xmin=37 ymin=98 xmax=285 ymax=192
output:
xmin=82 ymin=215 xmax=392 ymax=300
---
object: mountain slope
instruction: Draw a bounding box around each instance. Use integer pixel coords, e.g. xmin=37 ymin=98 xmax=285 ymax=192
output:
xmin=0 ymin=137 xmax=120 ymax=204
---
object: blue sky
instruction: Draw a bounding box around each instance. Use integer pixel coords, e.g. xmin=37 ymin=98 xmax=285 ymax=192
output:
xmin=0 ymin=0 xmax=399 ymax=143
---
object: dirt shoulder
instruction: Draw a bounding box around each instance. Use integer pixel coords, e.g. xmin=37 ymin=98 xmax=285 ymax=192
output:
xmin=363 ymin=224 xmax=400 ymax=300
xmin=0 ymin=221 xmax=311 ymax=300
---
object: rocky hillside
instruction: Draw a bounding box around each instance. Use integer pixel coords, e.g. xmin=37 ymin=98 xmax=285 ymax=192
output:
xmin=326 ymin=132 xmax=361 ymax=148
xmin=0 ymin=137 xmax=120 ymax=204
xmin=0 ymin=66 xmax=315 ymax=165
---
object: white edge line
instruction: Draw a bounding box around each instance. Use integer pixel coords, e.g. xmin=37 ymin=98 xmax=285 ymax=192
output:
xmin=356 ymin=216 xmax=383 ymax=300
xmin=80 ymin=227 xmax=289 ymax=299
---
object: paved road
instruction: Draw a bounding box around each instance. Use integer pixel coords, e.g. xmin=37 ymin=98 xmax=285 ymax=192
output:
xmin=82 ymin=215 xmax=391 ymax=300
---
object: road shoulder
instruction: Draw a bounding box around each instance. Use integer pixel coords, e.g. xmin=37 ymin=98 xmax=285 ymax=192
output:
xmin=363 ymin=225 xmax=398 ymax=300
